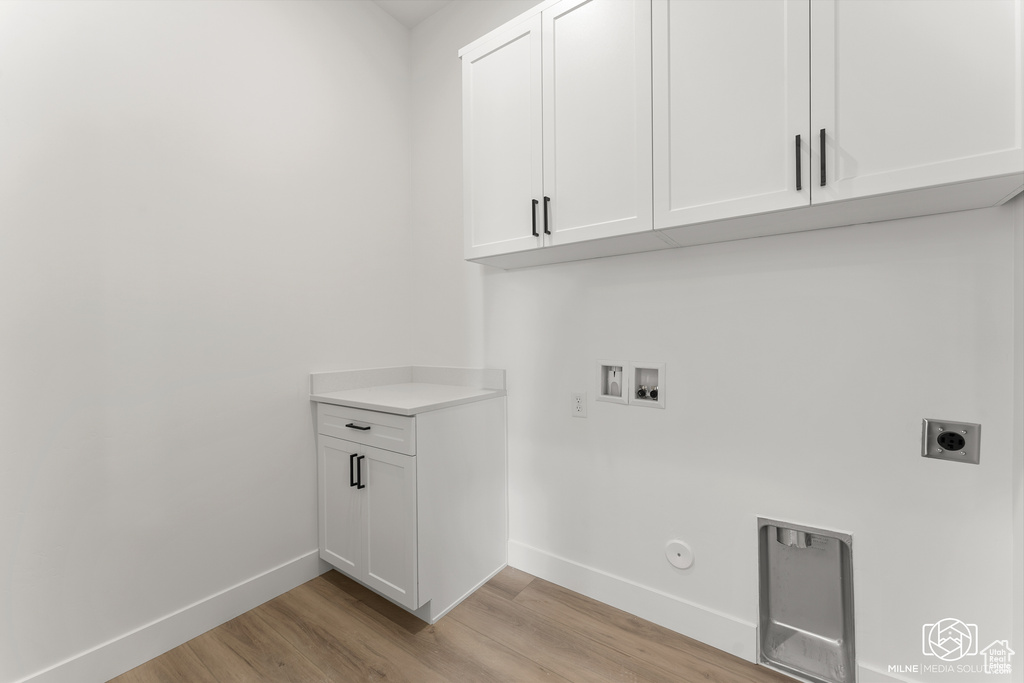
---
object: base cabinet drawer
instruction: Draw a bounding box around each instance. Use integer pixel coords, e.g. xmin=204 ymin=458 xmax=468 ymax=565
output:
xmin=317 ymin=402 xmax=416 ymax=455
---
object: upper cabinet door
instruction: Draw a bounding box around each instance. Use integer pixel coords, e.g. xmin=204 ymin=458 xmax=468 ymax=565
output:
xmin=463 ymin=15 xmax=543 ymax=260
xmin=811 ymin=0 xmax=1024 ymax=203
xmin=542 ymin=0 xmax=653 ymax=246
xmin=653 ymin=0 xmax=810 ymax=229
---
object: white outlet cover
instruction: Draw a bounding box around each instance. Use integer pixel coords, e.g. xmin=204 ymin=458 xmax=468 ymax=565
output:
xmin=665 ymin=540 xmax=693 ymax=569
xmin=571 ymin=391 xmax=587 ymax=418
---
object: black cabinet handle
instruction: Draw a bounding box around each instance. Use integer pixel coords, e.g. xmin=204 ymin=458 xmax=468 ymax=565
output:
xmin=531 ymin=199 xmax=539 ymax=237
xmin=345 ymin=423 xmax=370 ymax=431
xmin=819 ymin=128 xmax=826 ymax=187
xmin=543 ymin=196 xmax=551 ymax=235
xmin=356 ymin=455 xmax=366 ymax=489
xmin=349 ymin=452 xmax=358 ymax=488
xmin=795 ymin=134 xmax=802 ymax=191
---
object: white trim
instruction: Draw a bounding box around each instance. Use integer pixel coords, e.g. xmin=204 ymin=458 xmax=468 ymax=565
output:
xmin=17 ymin=551 xmax=325 ymax=683
xmin=856 ymin=663 xmax=919 ymax=683
xmin=507 ymin=539 xmax=756 ymax=661
xmin=1013 ymin=193 xmax=1024 ymax=679
xmin=763 ymin=661 xmax=910 ymax=683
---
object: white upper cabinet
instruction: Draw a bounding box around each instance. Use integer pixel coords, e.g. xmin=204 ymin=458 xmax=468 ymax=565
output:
xmin=463 ymin=0 xmax=1023 ymax=268
xmin=543 ymin=0 xmax=653 ymax=246
xmin=462 ymin=0 xmax=654 ymax=261
xmin=653 ymin=0 xmax=810 ymax=228
xmin=810 ymin=0 xmax=1023 ymax=203
xmin=462 ymin=15 xmax=543 ymax=260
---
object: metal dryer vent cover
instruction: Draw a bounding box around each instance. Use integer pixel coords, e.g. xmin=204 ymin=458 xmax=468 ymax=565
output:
xmin=757 ymin=518 xmax=856 ymax=683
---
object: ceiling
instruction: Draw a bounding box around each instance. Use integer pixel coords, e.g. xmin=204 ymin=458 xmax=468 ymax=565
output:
xmin=374 ymin=0 xmax=452 ymax=29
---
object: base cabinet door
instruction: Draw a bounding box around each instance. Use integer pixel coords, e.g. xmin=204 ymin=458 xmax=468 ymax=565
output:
xmin=318 ymin=437 xmax=420 ymax=611
xmin=362 ymin=446 xmax=418 ymax=609
xmin=811 ymin=0 xmax=1023 ymax=202
xmin=319 ymin=436 xmax=360 ymax=575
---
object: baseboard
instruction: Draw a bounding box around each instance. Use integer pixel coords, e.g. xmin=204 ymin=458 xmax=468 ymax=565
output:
xmin=508 ymin=542 xmax=923 ymax=683
xmin=507 ymin=540 xmax=756 ymax=661
xmin=856 ymin=664 xmax=917 ymax=683
xmin=16 ymin=550 xmax=325 ymax=683
xmin=764 ymin=661 xmax=913 ymax=683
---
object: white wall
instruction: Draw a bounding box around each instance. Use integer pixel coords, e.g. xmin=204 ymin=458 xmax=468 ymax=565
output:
xmin=0 ymin=2 xmax=412 ymax=681
xmin=413 ymin=2 xmax=1024 ymax=681
xmin=487 ymin=203 xmax=1019 ymax=678
xmin=408 ymin=0 xmax=540 ymax=367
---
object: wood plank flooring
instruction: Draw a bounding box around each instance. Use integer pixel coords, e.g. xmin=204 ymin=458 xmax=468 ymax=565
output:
xmin=111 ymin=568 xmax=793 ymax=683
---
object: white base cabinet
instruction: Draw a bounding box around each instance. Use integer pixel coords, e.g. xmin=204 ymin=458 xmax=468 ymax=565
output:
xmin=315 ymin=398 xmax=507 ymax=622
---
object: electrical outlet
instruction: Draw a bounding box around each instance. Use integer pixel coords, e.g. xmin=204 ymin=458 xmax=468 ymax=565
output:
xmin=921 ymin=419 xmax=981 ymax=464
xmin=571 ymin=392 xmax=587 ymax=418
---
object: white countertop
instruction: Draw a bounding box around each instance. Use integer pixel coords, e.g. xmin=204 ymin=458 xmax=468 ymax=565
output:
xmin=310 ymin=382 xmax=505 ymax=416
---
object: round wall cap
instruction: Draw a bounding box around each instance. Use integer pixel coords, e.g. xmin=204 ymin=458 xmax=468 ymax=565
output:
xmin=665 ymin=540 xmax=693 ymax=569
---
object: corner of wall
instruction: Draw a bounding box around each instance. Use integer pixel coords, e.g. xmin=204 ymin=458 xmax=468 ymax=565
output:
xmin=1013 ymin=192 xmax=1023 ymax=680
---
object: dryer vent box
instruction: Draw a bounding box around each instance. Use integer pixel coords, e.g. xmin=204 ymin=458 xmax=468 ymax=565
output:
xmin=757 ymin=518 xmax=856 ymax=683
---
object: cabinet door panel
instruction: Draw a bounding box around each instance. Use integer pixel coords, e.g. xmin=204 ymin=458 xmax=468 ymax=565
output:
xmin=463 ymin=16 xmax=543 ymax=259
xmin=543 ymin=0 xmax=653 ymax=245
xmin=363 ymin=447 xmax=419 ymax=610
xmin=653 ymin=0 xmax=810 ymax=229
xmin=811 ymin=0 xmax=1023 ymax=202
xmin=319 ymin=437 xmax=360 ymax=575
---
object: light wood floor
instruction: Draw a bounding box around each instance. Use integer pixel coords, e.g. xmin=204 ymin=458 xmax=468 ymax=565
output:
xmin=111 ymin=567 xmax=793 ymax=683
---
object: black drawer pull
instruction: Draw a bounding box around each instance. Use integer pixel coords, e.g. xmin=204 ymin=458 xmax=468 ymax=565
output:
xmin=531 ymin=198 xmax=539 ymax=237
xmin=345 ymin=423 xmax=370 ymax=431
xmin=356 ymin=455 xmax=366 ymax=489
xmin=350 ymin=452 xmax=359 ymax=488
xmin=543 ymin=196 xmax=551 ymax=235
